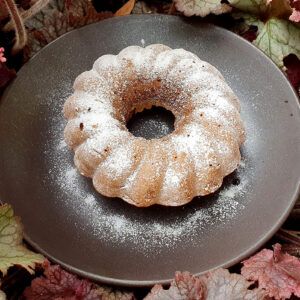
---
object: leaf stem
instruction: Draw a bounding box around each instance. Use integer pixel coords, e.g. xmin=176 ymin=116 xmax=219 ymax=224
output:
xmin=4 ymin=0 xmax=27 ymax=54
xmin=275 ymin=229 xmax=300 ymax=246
xmin=4 ymin=0 xmax=51 ymax=31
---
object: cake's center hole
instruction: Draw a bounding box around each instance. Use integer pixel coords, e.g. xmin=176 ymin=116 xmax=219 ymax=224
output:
xmin=126 ymin=106 xmax=175 ymax=140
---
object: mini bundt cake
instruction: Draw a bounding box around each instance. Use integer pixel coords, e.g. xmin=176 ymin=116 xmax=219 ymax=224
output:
xmin=63 ymin=44 xmax=246 ymax=207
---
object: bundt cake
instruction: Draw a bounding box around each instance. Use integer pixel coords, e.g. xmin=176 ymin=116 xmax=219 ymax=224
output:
xmin=63 ymin=44 xmax=246 ymax=207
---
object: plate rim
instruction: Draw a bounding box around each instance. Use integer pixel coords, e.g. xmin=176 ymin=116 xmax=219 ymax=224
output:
xmin=2 ymin=14 xmax=300 ymax=287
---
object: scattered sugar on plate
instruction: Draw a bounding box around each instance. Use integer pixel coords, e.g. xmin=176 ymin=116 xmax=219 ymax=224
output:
xmin=57 ymin=140 xmax=67 ymax=151
xmin=84 ymin=194 xmax=96 ymax=206
xmin=44 ymin=128 xmax=251 ymax=255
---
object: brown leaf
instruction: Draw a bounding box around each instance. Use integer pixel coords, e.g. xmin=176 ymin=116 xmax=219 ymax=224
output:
xmin=266 ymin=0 xmax=293 ymax=20
xmin=92 ymin=286 xmax=135 ymax=300
xmin=23 ymin=261 xmax=98 ymax=300
xmin=174 ymin=0 xmax=231 ymax=17
xmin=114 ymin=0 xmax=135 ymax=17
xmin=242 ymin=244 xmax=300 ymax=299
xmin=24 ymin=261 xmax=135 ymax=300
xmin=23 ymin=0 xmax=113 ymax=61
xmin=273 ymin=244 xmax=300 ymax=281
xmin=203 ymin=268 xmax=266 ymax=300
xmin=132 ymin=1 xmax=152 ymax=14
xmin=145 ymin=271 xmax=206 ymax=300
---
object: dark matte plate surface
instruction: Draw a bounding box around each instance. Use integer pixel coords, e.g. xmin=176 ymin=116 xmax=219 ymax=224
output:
xmin=0 ymin=15 xmax=299 ymax=287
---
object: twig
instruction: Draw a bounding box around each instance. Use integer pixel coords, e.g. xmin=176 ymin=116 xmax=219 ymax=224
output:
xmin=275 ymin=229 xmax=300 ymax=246
xmin=4 ymin=0 xmax=51 ymax=31
xmin=289 ymin=198 xmax=300 ymax=220
xmin=3 ymin=0 xmax=27 ymax=54
xmin=284 ymin=230 xmax=300 ymax=235
xmin=281 ymin=244 xmax=300 ymax=257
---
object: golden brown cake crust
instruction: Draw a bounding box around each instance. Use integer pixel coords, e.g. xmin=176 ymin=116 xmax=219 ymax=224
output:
xmin=63 ymin=44 xmax=246 ymax=207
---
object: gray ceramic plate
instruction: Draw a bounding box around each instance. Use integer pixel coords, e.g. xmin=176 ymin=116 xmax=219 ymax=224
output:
xmin=0 ymin=15 xmax=299 ymax=287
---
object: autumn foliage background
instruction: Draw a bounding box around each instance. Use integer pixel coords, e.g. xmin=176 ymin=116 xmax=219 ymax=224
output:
xmin=0 ymin=0 xmax=299 ymax=299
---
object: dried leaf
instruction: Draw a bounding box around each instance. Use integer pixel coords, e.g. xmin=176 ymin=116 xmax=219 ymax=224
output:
xmin=145 ymin=269 xmax=265 ymax=300
xmin=132 ymin=1 xmax=152 ymax=14
xmin=144 ymin=271 xmax=206 ymax=300
xmin=203 ymin=268 xmax=266 ymax=300
xmin=228 ymin=0 xmax=268 ymax=15
xmin=132 ymin=1 xmax=172 ymax=14
xmin=0 ymin=204 xmax=45 ymax=276
xmin=242 ymin=244 xmax=300 ymax=299
xmin=232 ymin=13 xmax=300 ymax=71
xmin=92 ymin=286 xmax=135 ymax=300
xmin=173 ymin=0 xmax=300 ymax=22
xmin=254 ymin=18 xmax=300 ymax=70
xmin=114 ymin=0 xmax=135 ymax=17
xmin=23 ymin=0 xmax=113 ymax=61
xmin=266 ymin=0 xmax=293 ymax=19
xmin=174 ymin=0 xmax=232 ymax=17
xmin=23 ymin=261 xmax=98 ymax=300
xmin=24 ymin=261 xmax=135 ymax=300
xmin=230 ymin=0 xmax=297 ymax=21
xmin=267 ymin=0 xmax=300 ymax=21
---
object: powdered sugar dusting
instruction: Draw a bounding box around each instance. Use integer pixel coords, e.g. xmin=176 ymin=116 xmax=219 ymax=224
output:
xmin=57 ymin=139 xmax=67 ymax=150
xmin=45 ymin=128 xmax=251 ymax=255
xmin=131 ymin=118 xmax=172 ymax=139
xmin=84 ymin=194 xmax=96 ymax=206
